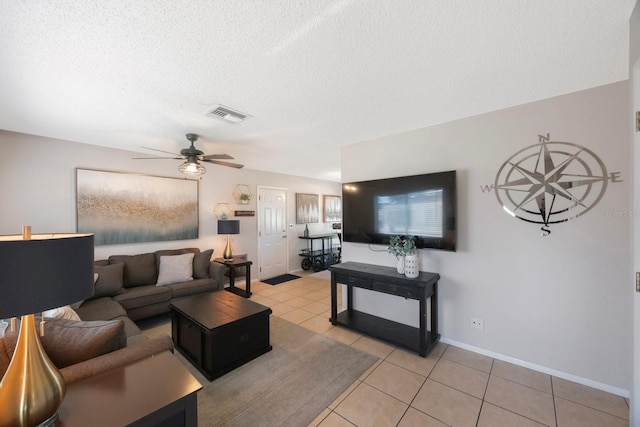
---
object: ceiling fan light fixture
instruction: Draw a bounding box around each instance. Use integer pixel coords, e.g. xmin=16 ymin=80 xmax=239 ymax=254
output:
xmin=179 ymin=160 xmax=206 ymax=177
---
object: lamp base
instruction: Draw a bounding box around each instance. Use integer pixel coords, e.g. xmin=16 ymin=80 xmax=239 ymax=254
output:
xmin=223 ymin=235 xmax=234 ymax=261
xmin=0 ymin=314 xmax=66 ymax=427
xmin=37 ymin=411 xmax=58 ymax=427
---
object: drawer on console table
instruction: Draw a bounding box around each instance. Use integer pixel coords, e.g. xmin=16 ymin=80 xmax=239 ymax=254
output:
xmin=372 ymin=281 xmax=419 ymax=299
xmin=334 ymin=273 xmax=372 ymax=289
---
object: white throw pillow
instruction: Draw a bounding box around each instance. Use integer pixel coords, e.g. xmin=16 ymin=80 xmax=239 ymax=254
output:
xmin=43 ymin=305 xmax=81 ymax=321
xmin=157 ymin=253 xmax=195 ymax=286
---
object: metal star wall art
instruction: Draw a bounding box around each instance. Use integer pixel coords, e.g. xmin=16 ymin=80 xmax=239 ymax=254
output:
xmin=484 ymin=133 xmax=622 ymax=235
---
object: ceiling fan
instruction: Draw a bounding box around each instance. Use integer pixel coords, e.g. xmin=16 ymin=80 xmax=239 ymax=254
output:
xmin=133 ymin=133 xmax=244 ymax=176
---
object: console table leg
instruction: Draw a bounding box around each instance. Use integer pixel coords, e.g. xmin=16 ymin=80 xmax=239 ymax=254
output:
xmin=431 ymin=283 xmax=438 ymax=336
xmin=419 ymin=289 xmax=427 ymax=356
xmin=330 ymin=273 xmax=337 ymax=324
xmin=245 ymin=267 xmax=251 ymax=296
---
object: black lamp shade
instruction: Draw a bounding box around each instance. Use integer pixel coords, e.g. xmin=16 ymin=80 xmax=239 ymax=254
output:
xmin=218 ymin=220 xmax=240 ymax=235
xmin=0 ymin=233 xmax=95 ymax=318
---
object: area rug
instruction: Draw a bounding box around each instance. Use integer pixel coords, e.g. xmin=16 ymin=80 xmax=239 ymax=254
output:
xmin=261 ymin=274 xmax=300 ymax=285
xmin=145 ymin=316 xmax=377 ymax=427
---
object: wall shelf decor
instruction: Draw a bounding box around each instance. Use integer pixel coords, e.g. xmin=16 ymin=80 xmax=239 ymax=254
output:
xmin=233 ymin=184 xmax=254 ymax=205
xmin=234 ymin=210 xmax=255 ymax=217
xmin=214 ymin=203 xmax=232 ymax=220
xmin=76 ymin=169 xmax=198 ymax=245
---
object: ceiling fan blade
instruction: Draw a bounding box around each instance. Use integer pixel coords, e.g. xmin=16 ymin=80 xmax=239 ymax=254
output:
xmin=141 ymin=146 xmax=182 ymax=156
xmin=202 ymin=153 xmax=234 ymax=160
xmin=201 ymin=159 xmax=244 ymax=169
xmin=132 ymin=156 xmax=182 ymax=160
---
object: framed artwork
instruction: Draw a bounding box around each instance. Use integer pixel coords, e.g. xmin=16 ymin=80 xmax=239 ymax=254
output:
xmin=296 ymin=193 xmax=319 ymax=224
xmin=76 ymin=169 xmax=199 ymax=245
xmin=323 ymin=195 xmax=342 ymax=222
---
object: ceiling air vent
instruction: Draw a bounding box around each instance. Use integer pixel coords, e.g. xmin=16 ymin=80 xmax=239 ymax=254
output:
xmin=206 ymin=105 xmax=249 ymax=124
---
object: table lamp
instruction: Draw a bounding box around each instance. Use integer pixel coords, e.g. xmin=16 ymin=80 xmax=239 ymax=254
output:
xmin=0 ymin=227 xmax=94 ymax=427
xmin=217 ymin=220 xmax=240 ymax=260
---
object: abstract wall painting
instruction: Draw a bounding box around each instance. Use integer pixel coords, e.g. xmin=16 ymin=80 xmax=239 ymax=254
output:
xmin=296 ymin=193 xmax=319 ymax=224
xmin=323 ymin=195 xmax=342 ymax=222
xmin=76 ymin=169 xmax=198 ymax=245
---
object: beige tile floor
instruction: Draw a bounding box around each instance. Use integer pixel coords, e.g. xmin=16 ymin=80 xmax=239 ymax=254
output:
xmin=247 ymin=270 xmax=630 ymax=427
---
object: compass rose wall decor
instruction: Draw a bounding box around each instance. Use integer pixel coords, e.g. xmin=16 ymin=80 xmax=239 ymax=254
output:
xmin=486 ymin=133 xmax=622 ymax=235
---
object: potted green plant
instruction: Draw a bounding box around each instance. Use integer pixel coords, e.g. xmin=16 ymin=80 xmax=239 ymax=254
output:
xmin=239 ymin=193 xmax=251 ymax=204
xmin=388 ymin=235 xmax=416 ymax=274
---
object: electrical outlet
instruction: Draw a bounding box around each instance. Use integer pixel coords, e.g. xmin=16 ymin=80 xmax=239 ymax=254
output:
xmin=470 ymin=317 xmax=484 ymax=330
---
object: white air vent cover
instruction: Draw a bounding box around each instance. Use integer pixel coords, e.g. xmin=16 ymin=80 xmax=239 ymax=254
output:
xmin=206 ymin=106 xmax=249 ymax=123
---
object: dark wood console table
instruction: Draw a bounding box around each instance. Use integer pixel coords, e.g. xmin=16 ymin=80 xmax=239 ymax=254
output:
xmin=329 ymin=262 xmax=440 ymax=357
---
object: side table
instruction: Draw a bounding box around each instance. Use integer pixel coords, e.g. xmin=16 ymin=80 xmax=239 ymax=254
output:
xmin=213 ymin=256 xmax=253 ymax=298
xmin=57 ymin=351 xmax=202 ymax=427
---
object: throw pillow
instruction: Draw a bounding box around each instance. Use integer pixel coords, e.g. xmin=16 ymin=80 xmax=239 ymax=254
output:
xmin=1 ymin=318 xmax=126 ymax=370
xmin=193 ymin=249 xmax=214 ymax=279
xmin=43 ymin=305 xmax=81 ymax=321
xmin=154 ymin=248 xmax=198 ymax=269
xmin=156 ymin=253 xmax=195 ymax=285
xmin=108 ymin=253 xmax=156 ymax=287
xmin=93 ymin=263 xmax=125 ymax=298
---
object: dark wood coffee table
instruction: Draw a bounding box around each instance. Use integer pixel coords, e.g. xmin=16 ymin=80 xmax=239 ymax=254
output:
xmin=170 ymin=291 xmax=272 ymax=380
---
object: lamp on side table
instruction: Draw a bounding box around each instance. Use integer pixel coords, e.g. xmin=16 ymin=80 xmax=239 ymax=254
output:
xmin=218 ymin=219 xmax=240 ymax=261
xmin=0 ymin=227 xmax=94 ymax=426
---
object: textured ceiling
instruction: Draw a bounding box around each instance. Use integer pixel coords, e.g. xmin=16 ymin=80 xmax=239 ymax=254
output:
xmin=0 ymin=1 xmax=635 ymax=181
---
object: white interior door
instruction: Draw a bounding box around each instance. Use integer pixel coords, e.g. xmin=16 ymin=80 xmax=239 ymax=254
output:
xmin=258 ymin=187 xmax=288 ymax=280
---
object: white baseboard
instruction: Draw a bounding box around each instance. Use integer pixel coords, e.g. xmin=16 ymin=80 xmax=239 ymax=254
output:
xmin=439 ymin=337 xmax=630 ymax=398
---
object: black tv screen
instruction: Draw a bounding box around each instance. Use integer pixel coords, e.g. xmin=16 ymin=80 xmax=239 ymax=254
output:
xmin=342 ymin=170 xmax=457 ymax=251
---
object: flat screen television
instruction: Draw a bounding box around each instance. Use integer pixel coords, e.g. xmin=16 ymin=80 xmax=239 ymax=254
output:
xmin=342 ymin=170 xmax=457 ymax=251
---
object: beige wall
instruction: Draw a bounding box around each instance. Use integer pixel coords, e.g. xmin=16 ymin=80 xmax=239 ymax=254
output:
xmin=341 ymin=81 xmax=631 ymax=393
xmin=0 ymin=131 xmax=340 ymax=277
xmin=630 ymin=0 xmax=640 ymax=421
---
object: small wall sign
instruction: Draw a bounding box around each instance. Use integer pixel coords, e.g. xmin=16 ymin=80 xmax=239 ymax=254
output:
xmin=234 ymin=210 xmax=255 ymax=217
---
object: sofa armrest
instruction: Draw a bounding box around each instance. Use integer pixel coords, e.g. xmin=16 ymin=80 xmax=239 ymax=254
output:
xmin=208 ymin=262 xmax=227 ymax=291
xmin=61 ymin=335 xmax=174 ymax=385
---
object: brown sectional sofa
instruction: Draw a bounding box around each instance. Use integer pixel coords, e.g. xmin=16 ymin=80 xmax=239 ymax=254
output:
xmin=91 ymin=247 xmax=227 ymax=320
xmin=0 ymin=247 xmax=226 ymax=385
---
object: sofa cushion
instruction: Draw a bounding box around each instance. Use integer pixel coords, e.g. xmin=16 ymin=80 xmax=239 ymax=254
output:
xmin=1 ymin=318 xmax=126 ymax=371
xmin=114 ymin=316 xmax=144 ymax=342
xmin=75 ymin=297 xmax=128 ymax=321
xmin=113 ymin=285 xmax=172 ymax=311
xmin=193 ymin=249 xmax=213 ymax=279
xmin=156 ymin=253 xmax=194 ymax=285
xmin=167 ymin=278 xmax=217 ymax=299
xmin=109 ymin=253 xmax=157 ymax=287
xmin=93 ymin=262 xmax=125 ymax=298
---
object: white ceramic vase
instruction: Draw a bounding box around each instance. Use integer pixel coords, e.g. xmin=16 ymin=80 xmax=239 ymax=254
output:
xmin=404 ymin=251 xmax=419 ymax=278
xmin=396 ymin=256 xmax=405 ymax=274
